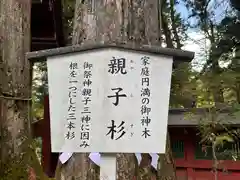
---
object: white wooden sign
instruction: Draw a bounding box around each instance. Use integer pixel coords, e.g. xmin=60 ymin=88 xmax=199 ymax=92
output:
xmin=47 ymin=48 xmax=173 ymax=153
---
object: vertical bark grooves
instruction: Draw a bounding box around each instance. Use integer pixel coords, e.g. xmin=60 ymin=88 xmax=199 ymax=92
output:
xmin=144 ymin=0 xmax=161 ymax=45
xmin=72 ymin=0 xmax=162 ymax=46
xmin=138 ymin=153 xmax=157 ymax=180
xmin=0 ymin=0 xmax=31 ymax=154
xmin=0 ymin=2 xmax=31 ymax=179
xmin=57 ymin=0 xmax=176 ymax=180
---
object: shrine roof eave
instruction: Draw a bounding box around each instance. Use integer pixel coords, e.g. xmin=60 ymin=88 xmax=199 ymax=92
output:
xmin=168 ymin=107 xmax=240 ymax=126
xmin=26 ymin=43 xmax=194 ymax=63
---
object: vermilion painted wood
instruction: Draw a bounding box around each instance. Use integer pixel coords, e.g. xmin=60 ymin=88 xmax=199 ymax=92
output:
xmin=170 ymin=127 xmax=240 ymax=171
xmin=42 ymin=96 xmax=52 ymax=176
xmin=42 ymin=96 xmax=59 ymax=177
xmin=175 ymin=160 xmax=240 ymax=170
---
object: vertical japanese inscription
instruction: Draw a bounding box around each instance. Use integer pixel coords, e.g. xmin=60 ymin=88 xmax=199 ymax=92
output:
xmin=140 ymin=56 xmax=151 ymax=138
xmin=106 ymin=56 xmax=128 ymax=140
xmin=80 ymin=62 xmax=93 ymax=148
xmin=65 ymin=62 xmax=78 ymax=141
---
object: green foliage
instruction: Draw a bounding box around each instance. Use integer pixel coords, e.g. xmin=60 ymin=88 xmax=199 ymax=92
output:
xmin=0 ymin=126 xmax=52 ymax=180
xmin=61 ymin=0 xmax=75 ymax=44
xmin=32 ymin=62 xmax=48 ymax=120
xmin=162 ymin=0 xmax=188 ymax=48
xmin=193 ymin=106 xmax=240 ymax=161
xmin=170 ymin=63 xmax=198 ymax=108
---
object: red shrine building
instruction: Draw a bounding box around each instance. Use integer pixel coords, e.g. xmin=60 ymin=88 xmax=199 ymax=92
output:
xmin=30 ymin=1 xmax=240 ymax=179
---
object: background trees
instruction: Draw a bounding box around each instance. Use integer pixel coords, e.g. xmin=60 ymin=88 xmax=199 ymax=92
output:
xmin=32 ymin=0 xmax=240 ymax=179
xmin=1 ymin=0 xmax=240 ymax=179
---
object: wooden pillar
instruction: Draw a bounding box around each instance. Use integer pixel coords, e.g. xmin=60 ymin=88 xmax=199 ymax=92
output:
xmin=42 ymin=96 xmax=59 ymax=177
xmin=185 ymin=128 xmax=195 ymax=180
xmin=32 ymin=96 xmax=59 ymax=177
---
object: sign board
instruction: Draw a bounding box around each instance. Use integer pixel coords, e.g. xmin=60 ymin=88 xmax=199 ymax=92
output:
xmin=47 ymin=48 xmax=173 ymax=153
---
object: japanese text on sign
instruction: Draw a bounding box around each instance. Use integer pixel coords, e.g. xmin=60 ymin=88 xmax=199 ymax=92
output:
xmin=47 ymin=49 xmax=173 ymax=153
xmin=140 ymin=56 xmax=151 ymax=138
xmin=65 ymin=62 xmax=78 ymax=141
xmin=80 ymin=62 xmax=93 ymax=148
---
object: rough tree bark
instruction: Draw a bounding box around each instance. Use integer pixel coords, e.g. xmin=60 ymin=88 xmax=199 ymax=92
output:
xmin=157 ymin=133 xmax=176 ymax=180
xmin=0 ymin=0 xmax=31 ymax=172
xmin=56 ymin=0 xmax=176 ymax=180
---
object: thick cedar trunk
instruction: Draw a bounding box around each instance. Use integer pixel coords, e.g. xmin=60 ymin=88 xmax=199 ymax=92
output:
xmin=0 ymin=0 xmax=31 ymax=171
xmin=56 ymin=1 xmax=176 ymax=180
xmin=71 ymin=0 xmax=161 ymax=46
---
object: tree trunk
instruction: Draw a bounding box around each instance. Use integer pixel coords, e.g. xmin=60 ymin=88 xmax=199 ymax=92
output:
xmin=0 ymin=0 xmax=31 ymax=176
xmin=137 ymin=153 xmax=157 ymax=180
xmin=56 ymin=0 xmax=176 ymax=180
xmin=157 ymin=133 xmax=176 ymax=180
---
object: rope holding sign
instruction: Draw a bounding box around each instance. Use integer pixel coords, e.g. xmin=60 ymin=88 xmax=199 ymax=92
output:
xmin=0 ymin=95 xmax=31 ymax=101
